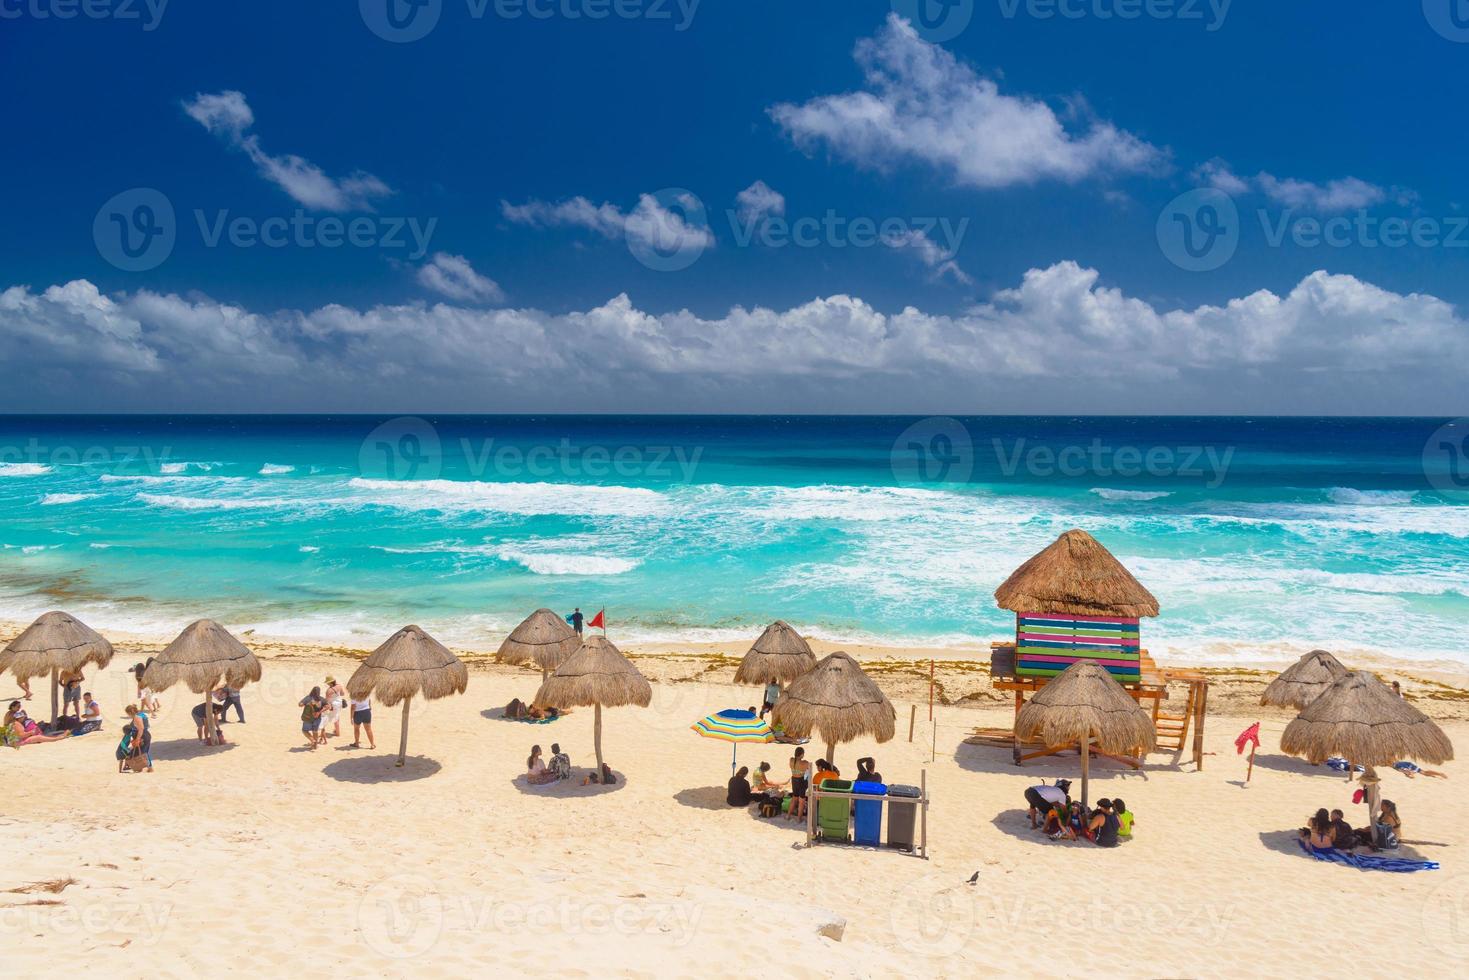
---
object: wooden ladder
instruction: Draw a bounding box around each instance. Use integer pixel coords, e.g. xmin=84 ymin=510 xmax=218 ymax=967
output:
xmin=1153 ymin=681 xmax=1195 ymax=752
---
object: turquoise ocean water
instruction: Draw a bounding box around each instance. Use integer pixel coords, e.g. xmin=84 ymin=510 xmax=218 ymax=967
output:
xmin=0 ymin=415 xmax=1466 ymax=665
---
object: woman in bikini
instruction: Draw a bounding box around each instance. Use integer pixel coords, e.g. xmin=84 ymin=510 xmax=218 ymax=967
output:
xmin=787 ymin=746 xmax=811 ymax=821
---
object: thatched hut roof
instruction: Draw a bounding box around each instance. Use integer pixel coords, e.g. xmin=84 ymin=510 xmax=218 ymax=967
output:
xmin=142 ymin=619 xmax=262 ymax=694
xmin=1260 ymin=649 xmax=1349 ymax=709
xmin=733 ymin=620 xmax=817 ymax=685
xmin=994 ymin=529 xmax=1159 ymax=618
xmin=1281 ymin=670 xmax=1453 ymax=766
xmin=534 ymin=635 xmax=651 ymax=709
xmin=1014 ymin=660 xmax=1157 ymax=754
xmin=347 ymin=625 xmax=468 ymax=707
xmin=496 ymin=608 xmax=581 ymax=671
xmin=770 ymin=651 xmax=895 ymax=748
xmin=0 ymin=611 xmax=115 ymax=681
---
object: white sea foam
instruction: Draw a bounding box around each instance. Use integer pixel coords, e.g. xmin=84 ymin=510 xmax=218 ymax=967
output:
xmin=160 ymin=462 xmax=188 ymax=474
xmin=1090 ymin=488 xmax=1172 ymax=501
xmin=347 ymin=478 xmax=666 ymax=518
xmin=299 ymin=545 xmax=320 ymax=553
xmin=137 ymin=493 xmax=289 ymax=512
xmin=40 ymin=493 xmax=98 ymax=505
xmin=497 ymin=549 xmax=639 ymax=576
xmin=0 ymin=463 xmax=51 ymax=477
xmin=1326 ymin=487 xmax=1417 ymax=505
xmin=259 ymin=463 xmax=295 ymax=475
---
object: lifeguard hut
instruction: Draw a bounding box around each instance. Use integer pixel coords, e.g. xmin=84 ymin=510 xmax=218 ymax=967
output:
xmin=968 ymin=529 xmax=1210 ymax=769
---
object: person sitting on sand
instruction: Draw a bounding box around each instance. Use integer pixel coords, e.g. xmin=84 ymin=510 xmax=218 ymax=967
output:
xmin=526 ymin=744 xmax=558 ymax=784
xmin=1088 ymin=799 xmax=1121 ymax=848
xmin=1394 ymin=761 xmax=1447 ymax=779
xmin=1358 ymin=799 xmax=1401 ymax=849
xmin=1042 ymin=800 xmax=1072 ymax=840
xmin=1328 ymin=809 xmax=1356 ymax=849
xmin=1301 ymin=808 xmax=1335 ymax=851
xmin=856 ymin=757 xmax=883 ymax=784
xmin=1066 ymin=801 xmax=1091 ymax=841
xmin=812 ymin=759 xmax=839 ymax=788
xmin=4 ymin=701 xmax=68 ymax=745
xmin=73 ymin=692 xmax=103 ymax=736
xmin=549 ymin=743 xmax=571 ymax=780
xmin=351 ymin=694 xmax=375 ymax=749
xmin=298 ymin=687 xmax=325 ymax=749
xmin=752 ymin=761 xmax=786 ymax=796
xmin=1025 ymin=779 xmax=1071 ymax=829
xmin=727 ymin=766 xmax=753 ymax=807
xmin=788 ymin=747 xmax=810 ymax=822
xmin=1112 ymin=797 xmax=1135 ymax=839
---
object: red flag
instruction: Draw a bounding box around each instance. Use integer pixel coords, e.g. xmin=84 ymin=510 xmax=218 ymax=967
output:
xmin=587 ymin=609 xmax=605 ymax=630
xmin=1235 ymin=722 xmax=1261 ymax=755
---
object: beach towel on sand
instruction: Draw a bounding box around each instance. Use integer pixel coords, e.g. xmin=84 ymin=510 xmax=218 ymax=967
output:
xmin=1296 ymin=838 xmax=1438 ymax=873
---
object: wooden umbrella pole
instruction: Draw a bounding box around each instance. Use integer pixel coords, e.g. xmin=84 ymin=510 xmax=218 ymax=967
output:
xmin=825 ymin=741 xmax=835 ymax=769
xmin=50 ymin=667 xmax=59 ymax=726
xmin=203 ymin=686 xmax=214 ymax=744
xmin=593 ymin=702 xmax=604 ymax=778
xmin=1080 ymin=736 xmax=1091 ymax=809
xmin=397 ymin=698 xmax=410 ymax=767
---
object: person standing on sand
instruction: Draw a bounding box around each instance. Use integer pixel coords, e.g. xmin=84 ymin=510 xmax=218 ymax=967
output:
xmin=350 ymin=693 xmax=375 ymax=749
xmin=761 ymin=678 xmax=780 ymax=719
xmin=1025 ymin=779 xmax=1071 ymax=829
xmin=570 ymin=608 xmax=584 ymax=636
xmin=788 ymin=747 xmax=810 ymax=821
xmin=322 ymin=676 xmax=347 ymax=739
xmin=219 ymin=685 xmax=244 ymax=723
xmin=299 ymin=687 xmax=325 ymax=749
xmin=15 ymin=676 xmax=31 ymax=701
xmin=60 ymin=668 xmax=84 ymax=720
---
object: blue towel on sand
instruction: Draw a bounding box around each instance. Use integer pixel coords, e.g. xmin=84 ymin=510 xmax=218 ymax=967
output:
xmin=1296 ymin=838 xmax=1438 ymax=872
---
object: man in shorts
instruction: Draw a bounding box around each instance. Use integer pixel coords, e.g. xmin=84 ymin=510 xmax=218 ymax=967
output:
xmin=1025 ymin=779 xmax=1071 ymax=828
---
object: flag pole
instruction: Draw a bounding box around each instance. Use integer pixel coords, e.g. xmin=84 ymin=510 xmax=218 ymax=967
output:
xmin=1246 ymin=741 xmax=1256 ymax=783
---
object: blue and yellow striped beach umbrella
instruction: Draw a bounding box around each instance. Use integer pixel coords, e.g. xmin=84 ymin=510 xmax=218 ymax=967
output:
xmin=691 ymin=708 xmax=774 ymax=773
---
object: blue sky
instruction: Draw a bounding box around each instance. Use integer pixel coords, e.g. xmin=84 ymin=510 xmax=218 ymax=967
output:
xmin=2 ymin=1 xmax=1467 ymax=412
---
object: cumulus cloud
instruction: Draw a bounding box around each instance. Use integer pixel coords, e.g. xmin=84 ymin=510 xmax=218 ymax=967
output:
xmin=501 ymin=192 xmax=715 ymax=255
xmin=415 ymin=253 xmax=505 ymax=304
xmin=768 ymin=14 xmax=1163 ymax=189
xmin=2 ymin=264 xmax=1464 ymax=412
xmin=881 ymin=228 xmax=972 ymax=286
xmin=1193 ymin=158 xmax=1251 ymax=195
xmin=734 ymin=180 xmax=786 ymax=226
xmin=183 ymin=90 xmax=393 ymax=212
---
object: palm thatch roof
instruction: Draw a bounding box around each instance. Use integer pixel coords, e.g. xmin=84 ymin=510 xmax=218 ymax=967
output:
xmin=534 ymin=635 xmax=651 ymax=709
xmin=1261 ymin=649 xmax=1349 ymax=709
xmin=347 ymin=625 xmax=468 ymax=707
xmin=770 ymin=651 xmax=895 ymax=748
xmin=495 ymin=608 xmax=581 ymax=671
xmin=1014 ymin=660 xmax=1158 ymax=754
xmin=994 ymin=529 xmax=1159 ymax=618
xmin=0 ymin=611 xmax=115 ymax=681
xmin=733 ymin=620 xmax=817 ymax=685
xmin=142 ymin=620 xmax=262 ymax=694
xmin=1281 ymin=670 xmax=1453 ymax=766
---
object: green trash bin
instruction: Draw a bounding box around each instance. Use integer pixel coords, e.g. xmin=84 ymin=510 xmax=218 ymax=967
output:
xmin=816 ymin=779 xmax=853 ymax=840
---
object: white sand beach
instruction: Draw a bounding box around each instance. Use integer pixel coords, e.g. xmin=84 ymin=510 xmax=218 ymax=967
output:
xmin=3 ymin=629 xmax=1467 ymax=978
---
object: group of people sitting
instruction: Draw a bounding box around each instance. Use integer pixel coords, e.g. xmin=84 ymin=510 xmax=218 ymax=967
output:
xmin=3 ymin=695 xmax=105 ymax=747
xmin=525 ymin=743 xmax=574 ymax=784
xmin=726 ymin=749 xmax=886 ymax=818
xmin=1024 ymin=780 xmax=1134 ymax=847
xmin=1301 ymin=802 xmax=1402 ymax=852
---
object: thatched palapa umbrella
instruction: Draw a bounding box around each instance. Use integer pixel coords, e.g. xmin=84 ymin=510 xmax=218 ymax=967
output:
xmin=535 ymin=635 xmax=650 ymax=779
xmin=1282 ymin=670 xmax=1453 ymax=824
xmin=733 ymin=620 xmax=817 ymax=691
xmin=142 ymin=620 xmax=262 ymax=745
xmin=496 ymin=608 xmax=582 ymax=684
xmin=348 ymin=625 xmax=468 ymax=767
xmin=0 ymin=611 xmax=115 ymax=724
xmin=1260 ymin=649 xmax=1348 ymax=710
xmin=770 ymin=651 xmax=894 ymax=767
xmin=1014 ymin=660 xmax=1157 ymax=807
xmin=995 ymin=528 xmax=1159 ymax=619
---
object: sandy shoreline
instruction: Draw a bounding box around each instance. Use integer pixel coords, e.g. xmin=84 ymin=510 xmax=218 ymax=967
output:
xmin=3 ymin=621 xmax=1467 ymax=976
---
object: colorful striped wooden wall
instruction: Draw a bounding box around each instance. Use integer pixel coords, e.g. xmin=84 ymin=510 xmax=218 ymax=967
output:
xmin=1014 ymin=612 xmax=1141 ymax=683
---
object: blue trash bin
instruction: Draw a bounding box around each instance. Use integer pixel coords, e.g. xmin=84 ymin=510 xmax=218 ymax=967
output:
xmin=852 ymin=780 xmax=886 ymax=846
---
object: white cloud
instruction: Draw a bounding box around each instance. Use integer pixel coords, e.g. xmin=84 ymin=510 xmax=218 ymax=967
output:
xmin=1193 ymin=158 xmax=1250 ymax=195
xmin=182 ymin=90 xmax=393 ymax=212
xmin=501 ymin=192 xmax=714 ymax=255
xmin=3 ymin=264 xmax=1464 ymax=412
xmin=734 ymin=180 xmax=786 ymax=226
xmin=1256 ymin=172 xmax=1386 ymax=212
xmin=881 ymin=228 xmax=972 ymax=286
xmin=768 ymin=14 xmax=1163 ymax=189
xmin=416 ymin=253 xmax=505 ymax=304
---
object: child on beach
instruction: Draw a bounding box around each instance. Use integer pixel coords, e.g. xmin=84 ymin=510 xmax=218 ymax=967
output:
xmin=1113 ymin=798 xmax=1135 ymax=839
